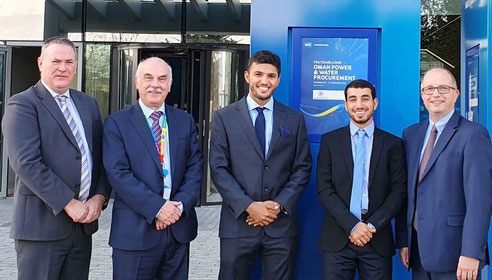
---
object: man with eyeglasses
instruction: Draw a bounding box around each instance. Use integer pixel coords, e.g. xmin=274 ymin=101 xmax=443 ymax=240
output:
xmin=396 ymin=68 xmax=492 ymax=280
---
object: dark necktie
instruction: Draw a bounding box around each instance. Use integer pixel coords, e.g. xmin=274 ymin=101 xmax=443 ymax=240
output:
xmin=414 ymin=125 xmax=437 ymax=230
xmin=255 ymin=107 xmax=266 ymax=156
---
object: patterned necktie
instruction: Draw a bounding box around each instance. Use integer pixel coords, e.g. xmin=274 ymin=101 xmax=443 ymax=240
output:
xmin=255 ymin=107 xmax=266 ymax=156
xmin=149 ymin=111 xmax=163 ymax=153
xmin=56 ymin=95 xmax=90 ymax=202
xmin=350 ymin=129 xmax=367 ymax=220
xmin=149 ymin=111 xmax=171 ymax=200
xmin=414 ymin=125 xmax=438 ymax=230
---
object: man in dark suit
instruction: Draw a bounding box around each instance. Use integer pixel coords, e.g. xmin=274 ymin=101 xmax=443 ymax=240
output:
xmin=396 ymin=68 xmax=492 ymax=280
xmin=1 ymin=37 xmax=111 ymax=280
xmin=103 ymin=57 xmax=203 ymax=279
xmin=209 ymin=50 xmax=312 ymax=280
xmin=317 ymin=79 xmax=407 ymax=279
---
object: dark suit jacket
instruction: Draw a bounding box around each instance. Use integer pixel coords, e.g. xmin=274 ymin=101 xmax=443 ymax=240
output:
xmin=317 ymin=125 xmax=407 ymax=257
xmin=1 ymin=81 xmax=110 ymax=241
xmin=396 ymin=112 xmax=492 ymax=272
xmin=103 ymin=103 xmax=203 ymax=250
xmin=209 ymin=97 xmax=312 ymax=238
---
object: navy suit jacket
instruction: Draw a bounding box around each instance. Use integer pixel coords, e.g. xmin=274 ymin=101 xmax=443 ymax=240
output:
xmin=396 ymin=112 xmax=492 ymax=272
xmin=2 ymin=81 xmax=111 ymax=241
xmin=103 ymin=103 xmax=203 ymax=250
xmin=209 ymin=97 xmax=312 ymax=238
xmin=317 ymin=125 xmax=407 ymax=257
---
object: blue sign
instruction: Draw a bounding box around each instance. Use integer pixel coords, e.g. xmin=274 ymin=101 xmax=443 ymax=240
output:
xmin=292 ymin=28 xmax=379 ymax=142
xmin=465 ymin=45 xmax=480 ymax=123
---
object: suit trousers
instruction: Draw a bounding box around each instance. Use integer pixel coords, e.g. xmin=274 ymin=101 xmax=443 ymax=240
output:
xmin=322 ymin=242 xmax=392 ymax=280
xmin=410 ymin=230 xmax=481 ymax=280
xmin=219 ymin=230 xmax=298 ymax=280
xmin=112 ymin=227 xmax=190 ymax=280
xmin=15 ymin=223 xmax=92 ymax=280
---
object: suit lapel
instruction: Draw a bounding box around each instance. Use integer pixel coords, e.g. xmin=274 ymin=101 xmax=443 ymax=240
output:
xmin=407 ymin=121 xmax=428 ymax=191
xmin=165 ymin=105 xmax=178 ymax=183
xmin=35 ymin=82 xmax=80 ymax=151
xmin=420 ymin=112 xmax=459 ymax=180
xmin=70 ymin=90 xmax=93 ymax=153
xmin=235 ymin=97 xmax=264 ymax=159
xmin=340 ymin=126 xmax=354 ymax=179
xmin=368 ymin=128 xmax=383 ymax=188
xmin=129 ymin=104 xmax=162 ymax=171
xmin=266 ymin=101 xmax=287 ymax=160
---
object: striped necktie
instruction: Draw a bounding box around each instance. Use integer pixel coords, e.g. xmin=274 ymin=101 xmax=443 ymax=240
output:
xmin=56 ymin=95 xmax=90 ymax=202
xmin=149 ymin=111 xmax=163 ymax=153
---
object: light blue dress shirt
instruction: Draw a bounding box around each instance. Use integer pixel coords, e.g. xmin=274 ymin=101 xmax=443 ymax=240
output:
xmin=419 ymin=110 xmax=454 ymax=163
xmin=43 ymin=80 xmax=93 ymax=194
xmin=138 ymin=100 xmax=182 ymax=214
xmin=350 ymin=121 xmax=374 ymax=214
xmin=246 ymin=94 xmax=274 ymax=158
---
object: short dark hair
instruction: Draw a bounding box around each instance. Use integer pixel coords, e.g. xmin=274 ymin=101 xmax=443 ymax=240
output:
xmin=40 ymin=36 xmax=77 ymax=60
xmin=344 ymin=79 xmax=376 ymax=100
xmin=247 ymin=50 xmax=281 ymax=75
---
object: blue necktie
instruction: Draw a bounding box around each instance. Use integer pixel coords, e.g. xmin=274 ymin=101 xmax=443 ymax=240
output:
xmin=255 ymin=107 xmax=266 ymax=156
xmin=350 ymin=129 xmax=366 ymax=220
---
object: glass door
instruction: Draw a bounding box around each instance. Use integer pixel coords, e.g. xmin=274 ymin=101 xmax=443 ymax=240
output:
xmin=0 ymin=47 xmax=9 ymax=197
xmin=202 ymin=50 xmax=244 ymax=204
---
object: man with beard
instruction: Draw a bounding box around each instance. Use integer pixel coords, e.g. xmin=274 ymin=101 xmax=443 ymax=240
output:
xmin=103 ymin=57 xmax=203 ymax=279
xmin=209 ymin=50 xmax=312 ymax=280
xmin=317 ymin=79 xmax=407 ymax=279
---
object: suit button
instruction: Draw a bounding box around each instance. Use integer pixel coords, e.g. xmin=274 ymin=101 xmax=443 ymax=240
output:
xmin=264 ymin=188 xmax=269 ymax=192
xmin=264 ymin=165 xmax=269 ymax=170
xmin=75 ymin=184 xmax=80 ymax=189
xmin=76 ymin=156 xmax=81 ymax=160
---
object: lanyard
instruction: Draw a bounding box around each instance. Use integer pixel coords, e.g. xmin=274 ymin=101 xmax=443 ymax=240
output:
xmin=146 ymin=114 xmax=168 ymax=175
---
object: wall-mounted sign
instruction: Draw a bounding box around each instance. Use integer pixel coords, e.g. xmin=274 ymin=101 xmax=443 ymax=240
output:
xmin=465 ymin=45 xmax=479 ymax=123
xmin=291 ymin=28 xmax=379 ymax=142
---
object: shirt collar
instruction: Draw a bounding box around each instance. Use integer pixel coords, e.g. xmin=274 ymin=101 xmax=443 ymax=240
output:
xmin=428 ymin=110 xmax=454 ymax=134
xmin=246 ymin=94 xmax=274 ymax=112
xmin=349 ymin=120 xmax=375 ymax=137
xmin=41 ymin=79 xmax=70 ymax=99
xmin=138 ymin=99 xmax=166 ymax=119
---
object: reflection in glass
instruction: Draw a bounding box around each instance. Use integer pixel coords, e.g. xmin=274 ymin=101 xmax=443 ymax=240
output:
xmin=85 ymin=44 xmax=111 ymax=119
xmin=120 ymin=49 xmax=137 ymax=109
xmin=206 ymin=51 xmax=233 ymax=203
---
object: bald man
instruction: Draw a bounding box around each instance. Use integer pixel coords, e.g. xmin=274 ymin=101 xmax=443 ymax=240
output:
xmin=103 ymin=57 xmax=203 ymax=279
xmin=396 ymin=68 xmax=492 ymax=280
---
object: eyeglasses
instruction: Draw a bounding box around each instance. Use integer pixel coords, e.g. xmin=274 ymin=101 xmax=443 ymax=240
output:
xmin=421 ymin=85 xmax=456 ymax=95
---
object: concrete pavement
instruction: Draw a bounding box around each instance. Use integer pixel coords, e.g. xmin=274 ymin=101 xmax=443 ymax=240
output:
xmin=0 ymin=198 xmax=221 ymax=280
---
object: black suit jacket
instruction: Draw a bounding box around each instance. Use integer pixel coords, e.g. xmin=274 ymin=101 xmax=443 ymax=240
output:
xmin=317 ymin=125 xmax=407 ymax=257
xmin=2 ymin=81 xmax=111 ymax=241
xmin=209 ymin=97 xmax=312 ymax=238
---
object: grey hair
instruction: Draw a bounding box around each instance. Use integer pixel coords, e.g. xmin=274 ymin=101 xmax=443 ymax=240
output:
xmin=40 ymin=36 xmax=77 ymax=60
xmin=135 ymin=57 xmax=173 ymax=84
xmin=421 ymin=67 xmax=457 ymax=89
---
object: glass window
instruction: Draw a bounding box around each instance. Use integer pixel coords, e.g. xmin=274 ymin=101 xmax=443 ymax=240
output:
xmin=85 ymin=44 xmax=111 ymax=119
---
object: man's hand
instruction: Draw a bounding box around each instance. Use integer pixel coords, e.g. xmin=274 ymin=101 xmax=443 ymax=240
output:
xmin=155 ymin=218 xmax=167 ymax=231
xmin=64 ymin=199 xmax=89 ymax=223
xmin=157 ymin=201 xmax=182 ymax=227
xmin=457 ymin=256 xmax=480 ymax=280
xmin=399 ymin=247 xmax=409 ymax=269
xmin=80 ymin=194 xmax=106 ymax=224
xmin=245 ymin=201 xmax=278 ymax=227
xmin=349 ymin=222 xmax=374 ymax=246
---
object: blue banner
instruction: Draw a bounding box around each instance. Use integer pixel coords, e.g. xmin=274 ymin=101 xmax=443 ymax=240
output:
xmin=300 ymin=37 xmax=369 ymax=136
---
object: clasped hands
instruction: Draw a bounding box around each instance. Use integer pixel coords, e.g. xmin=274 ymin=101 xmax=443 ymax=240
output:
xmin=64 ymin=194 xmax=106 ymax=223
xmin=155 ymin=200 xmax=182 ymax=231
xmin=245 ymin=201 xmax=281 ymax=227
xmin=349 ymin=222 xmax=376 ymax=247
